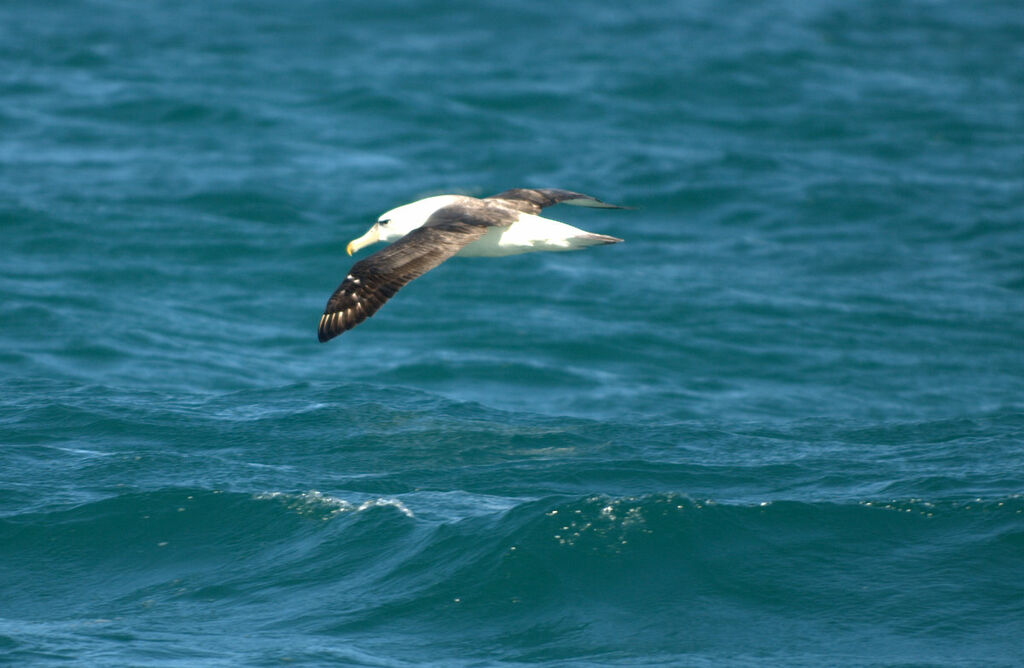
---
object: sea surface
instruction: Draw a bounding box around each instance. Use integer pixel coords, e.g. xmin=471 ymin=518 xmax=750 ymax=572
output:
xmin=2 ymin=0 xmax=1023 ymax=665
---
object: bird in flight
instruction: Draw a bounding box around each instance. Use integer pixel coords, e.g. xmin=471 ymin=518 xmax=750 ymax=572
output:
xmin=318 ymin=188 xmax=625 ymax=342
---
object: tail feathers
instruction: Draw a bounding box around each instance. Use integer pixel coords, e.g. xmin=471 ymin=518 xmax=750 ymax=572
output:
xmin=588 ymin=232 xmax=624 ymax=244
xmin=573 ymin=232 xmax=624 ymax=247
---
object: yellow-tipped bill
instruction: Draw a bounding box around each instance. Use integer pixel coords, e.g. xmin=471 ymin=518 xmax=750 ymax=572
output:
xmin=346 ymin=224 xmax=380 ymax=256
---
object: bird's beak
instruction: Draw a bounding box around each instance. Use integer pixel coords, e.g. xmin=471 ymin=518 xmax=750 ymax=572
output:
xmin=347 ymin=224 xmax=380 ymax=256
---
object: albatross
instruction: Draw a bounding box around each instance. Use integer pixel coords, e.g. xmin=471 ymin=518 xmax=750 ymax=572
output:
xmin=317 ymin=188 xmax=625 ymax=342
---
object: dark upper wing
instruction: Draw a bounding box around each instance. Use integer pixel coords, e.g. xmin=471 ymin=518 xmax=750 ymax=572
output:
xmin=486 ymin=188 xmax=625 ymax=215
xmin=423 ymin=198 xmax=521 ymax=229
xmin=318 ymin=219 xmax=486 ymax=342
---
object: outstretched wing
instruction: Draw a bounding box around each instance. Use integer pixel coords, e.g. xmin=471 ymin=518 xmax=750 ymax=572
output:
xmin=318 ymin=219 xmax=486 ymax=342
xmin=486 ymin=188 xmax=625 ymax=215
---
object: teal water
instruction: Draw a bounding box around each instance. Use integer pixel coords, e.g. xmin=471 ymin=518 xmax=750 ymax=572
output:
xmin=3 ymin=0 xmax=1024 ymax=665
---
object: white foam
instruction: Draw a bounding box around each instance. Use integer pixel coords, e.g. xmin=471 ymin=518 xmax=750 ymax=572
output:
xmin=257 ymin=490 xmax=413 ymax=518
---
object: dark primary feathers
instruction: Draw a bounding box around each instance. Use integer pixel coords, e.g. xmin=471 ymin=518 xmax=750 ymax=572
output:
xmin=318 ymin=218 xmax=488 ymax=342
xmin=487 ymin=188 xmax=624 ymax=214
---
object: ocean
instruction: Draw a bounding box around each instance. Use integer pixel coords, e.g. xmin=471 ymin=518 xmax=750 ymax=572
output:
xmin=2 ymin=0 xmax=1023 ymax=665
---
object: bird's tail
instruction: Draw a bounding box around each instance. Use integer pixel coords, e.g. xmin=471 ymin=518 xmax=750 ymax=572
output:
xmin=575 ymin=232 xmax=624 ymax=246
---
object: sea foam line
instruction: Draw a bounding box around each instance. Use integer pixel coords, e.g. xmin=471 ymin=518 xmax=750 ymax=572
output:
xmin=256 ymin=490 xmax=414 ymax=518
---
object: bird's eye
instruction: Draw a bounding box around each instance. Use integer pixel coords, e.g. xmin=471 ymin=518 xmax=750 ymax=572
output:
xmin=378 ymin=219 xmax=390 ymax=226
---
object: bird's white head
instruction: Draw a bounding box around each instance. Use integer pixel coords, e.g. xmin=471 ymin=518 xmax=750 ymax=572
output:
xmin=346 ymin=194 xmax=462 ymax=256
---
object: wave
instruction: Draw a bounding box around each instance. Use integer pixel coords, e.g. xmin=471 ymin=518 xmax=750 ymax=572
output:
xmin=3 ymin=489 xmax=1021 ymax=660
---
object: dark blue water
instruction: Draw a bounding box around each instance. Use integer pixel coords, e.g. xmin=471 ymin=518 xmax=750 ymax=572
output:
xmin=3 ymin=0 xmax=1024 ymax=665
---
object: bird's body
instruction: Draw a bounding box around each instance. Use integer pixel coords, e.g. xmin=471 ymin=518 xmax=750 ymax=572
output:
xmin=318 ymin=188 xmax=624 ymax=342
xmin=453 ymin=210 xmax=611 ymax=257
